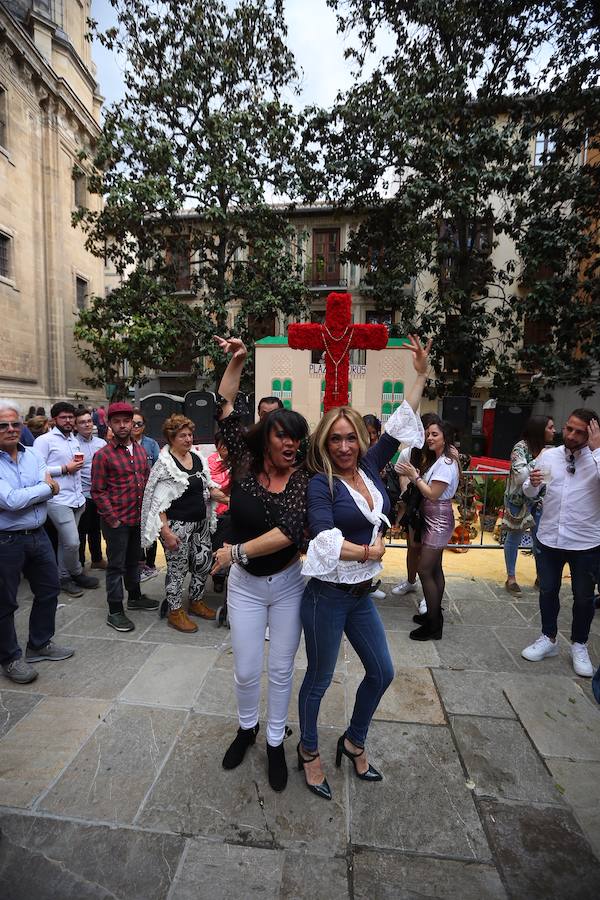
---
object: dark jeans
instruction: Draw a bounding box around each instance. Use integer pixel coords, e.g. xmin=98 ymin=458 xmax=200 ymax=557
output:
xmin=537 ymin=540 xmax=599 ymax=643
xmin=102 ymin=522 xmax=142 ymax=612
xmin=299 ymin=578 xmax=394 ymax=752
xmin=78 ymin=497 xmax=103 ymax=564
xmin=0 ymin=528 xmax=60 ymax=664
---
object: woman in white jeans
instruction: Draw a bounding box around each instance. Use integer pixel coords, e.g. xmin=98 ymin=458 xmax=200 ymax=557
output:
xmin=211 ymin=336 xmax=309 ymax=792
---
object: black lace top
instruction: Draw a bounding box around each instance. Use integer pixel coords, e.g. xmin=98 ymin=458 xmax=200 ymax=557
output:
xmin=219 ymin=412 xmax=309 ymax=576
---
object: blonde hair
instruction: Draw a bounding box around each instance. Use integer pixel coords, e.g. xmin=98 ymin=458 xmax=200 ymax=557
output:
xmin=307 ymin=406 xmax=370 ymax=492
xmin=162 ymin=413 xmax=195 ymax=445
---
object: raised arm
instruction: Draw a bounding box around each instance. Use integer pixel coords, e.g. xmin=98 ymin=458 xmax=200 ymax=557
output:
xmin=403 ymin=334 xmax=432 ymax=412
xmin=214 ymin=336 xmax=248 ymax=419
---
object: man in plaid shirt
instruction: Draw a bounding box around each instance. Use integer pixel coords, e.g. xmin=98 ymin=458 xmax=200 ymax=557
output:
xmin=91 ymin=402 xmax=159 ymax=631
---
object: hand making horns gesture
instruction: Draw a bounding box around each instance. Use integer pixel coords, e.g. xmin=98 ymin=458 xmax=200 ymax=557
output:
xmin=213 ymin=335 xmax=248 ymax=360
xmin=402 ymin=334 xmax=432 ymax=376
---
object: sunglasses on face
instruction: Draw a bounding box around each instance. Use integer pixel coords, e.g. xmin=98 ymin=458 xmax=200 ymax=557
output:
xmin=0 ymin=421 xmax=22 ymax=431
xmin=132 ymin=421 xmax=144 ymax=427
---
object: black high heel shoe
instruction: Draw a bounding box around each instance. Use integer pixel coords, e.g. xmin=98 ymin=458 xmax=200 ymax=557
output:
xmin=335 ymin=733 xmax=382 ymax=781
xmin=296 ymin=743 xmax=332 ymax=800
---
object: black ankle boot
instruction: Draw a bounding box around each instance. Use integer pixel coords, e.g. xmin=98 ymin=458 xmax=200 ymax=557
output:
xmin=409 ymin=617 xmax=443 ymax=641
xmin=222 ymin=723 xmax=259 ymax=770
xmin=266 ymin=741 xmax=288 ymax=792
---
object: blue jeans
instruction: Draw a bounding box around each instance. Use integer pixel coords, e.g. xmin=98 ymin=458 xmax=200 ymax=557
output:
xmin=504 ymin=501 xmax=541 ymax=578
xmin=299 ymin=578 xmax=394 ymax=752
xmin=0 ymin=527 xmax=60 ymax=664
xmin=537 ymin=540 xmax=599 ymax=643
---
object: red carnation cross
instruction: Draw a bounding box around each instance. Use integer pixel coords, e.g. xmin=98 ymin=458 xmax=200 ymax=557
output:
xmin=288 ymin=292 xmax=388 ymax=412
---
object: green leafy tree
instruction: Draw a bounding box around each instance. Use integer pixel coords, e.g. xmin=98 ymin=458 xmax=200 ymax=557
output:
xmin=306 ymin=0 xmax=600 ymax=402
xmin=74 ymin=0 xmax=309 ymax=395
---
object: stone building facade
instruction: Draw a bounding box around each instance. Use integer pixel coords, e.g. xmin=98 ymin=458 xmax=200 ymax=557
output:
xmin=0 ymin=0 xmax=104 ymax=411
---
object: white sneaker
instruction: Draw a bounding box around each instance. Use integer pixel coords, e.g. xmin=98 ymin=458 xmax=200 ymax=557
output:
xmin=391 ymin=580 xmax=417 ymax=596
xmin=571 ymin=642 xmax=593 ymax=677
xmin=369 ymin=589 xmax=386 ymax=601
xmin=521 ymin=634 xmax=559 ymax=662
xmin=418 ymin=599 xmax=427 ymax=615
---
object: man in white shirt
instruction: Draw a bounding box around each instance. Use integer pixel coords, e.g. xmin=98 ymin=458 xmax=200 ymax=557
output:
xmin=34 ymin=402 xmax=99 ymax=597
xmin=521 ymin=408 xmax=600 ymax=677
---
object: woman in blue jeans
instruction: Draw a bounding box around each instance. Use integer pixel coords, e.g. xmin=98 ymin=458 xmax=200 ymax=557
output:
xmin=503 ymin=416 xmax=555 ymax=594
xmin=297 ymin=336 xmax=429 ymax=799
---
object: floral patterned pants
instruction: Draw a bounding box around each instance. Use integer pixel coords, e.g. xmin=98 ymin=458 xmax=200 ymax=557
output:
xmin=162 ymin=519 xmax=212 ymax=611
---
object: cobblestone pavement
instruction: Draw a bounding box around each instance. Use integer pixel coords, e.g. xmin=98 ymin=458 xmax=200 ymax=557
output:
xmin=1 ymin=568 xmax=599 ymax=899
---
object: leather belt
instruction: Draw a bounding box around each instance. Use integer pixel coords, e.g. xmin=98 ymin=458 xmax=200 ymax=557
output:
xmin=316 ymin=578 xmax=374 ymax=597
xmin=0 ymin=526 xmax=42 ymax=535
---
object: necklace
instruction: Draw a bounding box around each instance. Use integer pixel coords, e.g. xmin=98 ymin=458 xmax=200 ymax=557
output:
xmin=322 ymin=322 xmax=351 ymax=342
xmin=321 ymin=327 xmax=354 ymax=399
xmin=338 ymin=468 xmax=360 ymax=489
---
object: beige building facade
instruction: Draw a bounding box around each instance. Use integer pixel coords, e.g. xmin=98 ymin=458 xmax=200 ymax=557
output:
xmin=0 ymin=0 xmax=104 ymax=411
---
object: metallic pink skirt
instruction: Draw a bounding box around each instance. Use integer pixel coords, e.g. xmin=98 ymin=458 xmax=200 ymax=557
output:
xmin=422 ymin=499 xmax=455 ymax=548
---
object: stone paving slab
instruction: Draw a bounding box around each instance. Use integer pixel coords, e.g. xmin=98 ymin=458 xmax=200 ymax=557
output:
xmin=444 ymin=577 xmax=498 ymax=602
xmin=170 ymin=841 xmax=350 ymax=900
xmin=119 ymin=644 xmax=220 ymax=708
xmin=503 ymin=675 xmax=600 ymax=761
xmin=450 ymin=598 xmax=526 ymax=627
xmin=479 ymin=799 xmax=600 ymax=900
xmin=2 ymin=637 xmax=156 ymax=700
xmin=432 ymin=670 xmax=517 ymax=719
xmin=349 ymin=721 xmax=491 ymax=861
xmin=545 ymin=759 xmax=600 ymax=860
xmin=347 ymin=668 xmax=446 ymax=726
xmin=451 ymin=715 xmax=564 ymax=804
xmin=39 ymin=703 xmax=187 ymax=824
xmin=136 ymin=713 xmax=348 ymax=854
xmin=139 ymin=617 xmax=228 ymax=647
xmin=58 ymin=605 xmax=156 ymax=642
xmin=0 ymin=811 xmax=185 ymax=900
xmin=0 ymin=690 xmax=43 ymax=739
xmin=435 ymin=625 xmax=519 ymax=672
xmin=0 ymin=697 xmax=108 ymax=808
xmin=352 ymin=848 xmax=508 ymax=899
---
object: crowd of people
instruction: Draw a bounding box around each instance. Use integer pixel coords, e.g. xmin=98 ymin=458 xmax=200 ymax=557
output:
xmin=1 ymin=340 xmax=599 ymax=794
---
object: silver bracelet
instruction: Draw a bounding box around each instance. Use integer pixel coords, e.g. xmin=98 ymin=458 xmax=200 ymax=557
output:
xmin=238 ymin=543 xmax=249 ymax=566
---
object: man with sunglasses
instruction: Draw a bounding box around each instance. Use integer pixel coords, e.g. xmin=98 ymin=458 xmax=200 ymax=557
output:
xmin=0 ymin=399 xmax=74 ymax=684
xmin=33 ymin=402 xmax=99 ymax=597
xmin=521 ymin=408 xmax=600 ymax=677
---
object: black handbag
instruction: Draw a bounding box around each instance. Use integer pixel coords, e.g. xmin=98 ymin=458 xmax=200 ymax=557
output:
xmin=399 ymin=481 xmax=424 ymax=541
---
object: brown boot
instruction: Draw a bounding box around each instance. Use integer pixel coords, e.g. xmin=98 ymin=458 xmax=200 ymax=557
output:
xmin=90 ymin=560 xmax=107 ymax=570
xmin=168 ymin=608 xmax=198 ymax=633
xmin=189 ymin=598 xmax=216 ymax=620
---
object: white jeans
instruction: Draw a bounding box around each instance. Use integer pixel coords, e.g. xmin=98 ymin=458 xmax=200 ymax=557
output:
xmin=227 ymin=560 xmax=304 ymax=746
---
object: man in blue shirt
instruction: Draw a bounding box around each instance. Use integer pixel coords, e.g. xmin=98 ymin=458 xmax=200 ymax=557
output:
xmin=34 ymin=402 xmax=99 ymax=597
xmin=0 ymin=399 xmax=74 ymax=684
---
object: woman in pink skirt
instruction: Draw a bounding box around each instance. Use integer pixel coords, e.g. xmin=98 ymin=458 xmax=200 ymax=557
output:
xmin=396 ymin=420 xmax=459 ymax=641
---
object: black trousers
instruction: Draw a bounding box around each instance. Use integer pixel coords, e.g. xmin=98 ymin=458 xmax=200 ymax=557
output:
xmin=101 ymin=522 xmax=142 ymax=612
xmin=79 ymin=497 xmax=103 ymax=564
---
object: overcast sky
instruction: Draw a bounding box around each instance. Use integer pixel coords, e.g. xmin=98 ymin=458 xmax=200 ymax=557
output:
xmin=91 ymin=0 xmax=394 ymax=111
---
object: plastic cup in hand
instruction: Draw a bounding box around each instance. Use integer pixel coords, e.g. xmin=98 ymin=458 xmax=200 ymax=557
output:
xmin=73 ymin=452 xmax=84 ymax=464
xmin=539 ymin=466 xmax=552 ymax=485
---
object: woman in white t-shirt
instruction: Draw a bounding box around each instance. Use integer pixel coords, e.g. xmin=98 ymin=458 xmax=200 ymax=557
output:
xmin=396 ymin=420 xmax=459 ymax=641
